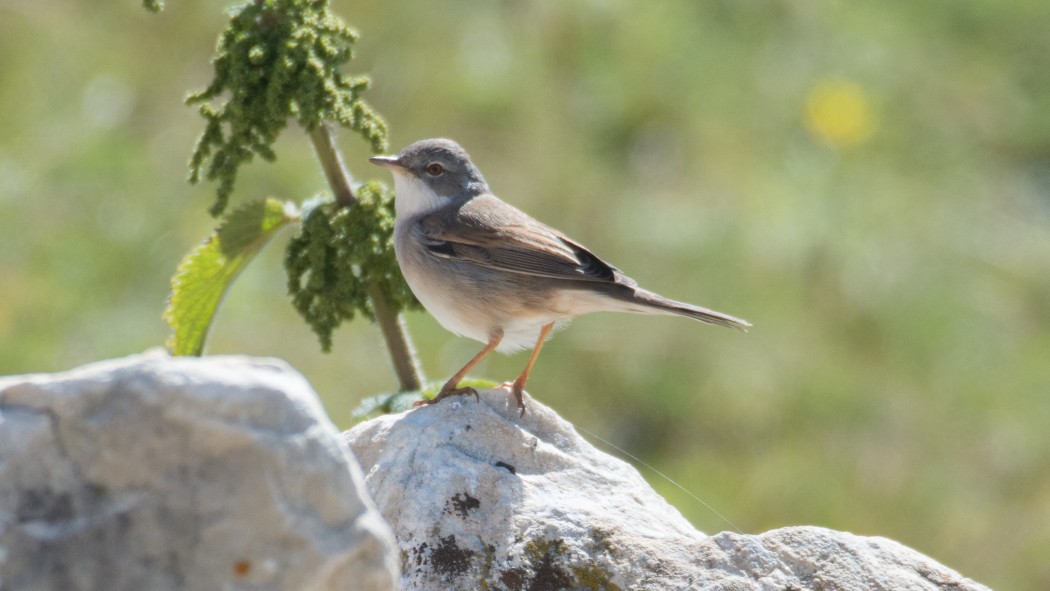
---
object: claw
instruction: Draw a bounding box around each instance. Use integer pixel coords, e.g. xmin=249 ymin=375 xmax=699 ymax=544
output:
xmin=500 ymin=381 xmax=527 ymax=416
xmin=415 ymin=385 xmax=479 ymax=408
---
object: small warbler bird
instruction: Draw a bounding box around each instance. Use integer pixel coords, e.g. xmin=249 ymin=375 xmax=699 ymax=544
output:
xmin=370 ymin=139 xmax=748 ymax=414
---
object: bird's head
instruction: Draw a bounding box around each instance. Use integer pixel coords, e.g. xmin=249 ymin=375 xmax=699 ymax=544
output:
xmin=370 ymin=138 xmax=489 ymax=217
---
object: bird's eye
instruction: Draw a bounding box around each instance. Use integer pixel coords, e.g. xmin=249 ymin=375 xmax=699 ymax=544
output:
xmin=425 ymin=162 xmax=445 ymax=176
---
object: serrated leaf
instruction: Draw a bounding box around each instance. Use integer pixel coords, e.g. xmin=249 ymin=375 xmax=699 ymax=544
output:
xmin=165 ymin=198 xmax=299 ymax=356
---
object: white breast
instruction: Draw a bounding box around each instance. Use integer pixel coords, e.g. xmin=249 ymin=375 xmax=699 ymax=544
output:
xmin=391 ymin=174 xmax=490 ymax=345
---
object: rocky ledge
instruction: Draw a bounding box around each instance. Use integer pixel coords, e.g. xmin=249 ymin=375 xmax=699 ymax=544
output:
xmin=345 ymin=389 xmax=990 ymax=591
xmin=0 ymin=354 xmax=990 ymax=590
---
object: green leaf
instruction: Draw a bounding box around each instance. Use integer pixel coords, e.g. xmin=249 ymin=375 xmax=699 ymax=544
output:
xmin=351 ymin=391 xmax=422 ymax=421
xmin=350 ymin=379 xmax=501 ymax=421
xmin=165 ymin=198 xmax=299 ymax=356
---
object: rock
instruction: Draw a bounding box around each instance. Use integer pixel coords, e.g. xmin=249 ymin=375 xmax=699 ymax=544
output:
xmin=344 ymin=390 xmax=990 ymax=591
xmin=0 ymin=352 xmax=398 ymax=591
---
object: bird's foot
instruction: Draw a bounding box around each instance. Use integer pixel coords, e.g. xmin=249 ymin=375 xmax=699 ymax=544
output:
xmin=499 ymin=381 xmax=528 ymax=417
xmin=414 ymin=383 xmax=479 ymax=408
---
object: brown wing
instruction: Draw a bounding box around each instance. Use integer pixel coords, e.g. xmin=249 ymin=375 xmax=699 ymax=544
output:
xmin=416 ymin=194 xmax=636 ymax=287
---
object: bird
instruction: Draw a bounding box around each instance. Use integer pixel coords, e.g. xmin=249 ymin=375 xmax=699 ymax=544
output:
xmin=369 ymin=138 xmax=749 ymax=414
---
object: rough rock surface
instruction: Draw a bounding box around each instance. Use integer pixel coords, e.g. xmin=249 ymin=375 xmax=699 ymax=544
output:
xmin=0 ymin=353 xmax=398 ymax=591
xmin=345 ymin=389 xmax=990 ymax=591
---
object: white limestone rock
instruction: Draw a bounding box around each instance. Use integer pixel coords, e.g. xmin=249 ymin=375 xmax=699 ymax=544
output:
xmin=0 ymin=352 xmax=398 ymax=591
xmin=345 ymin=389 xmax=989 ymax=591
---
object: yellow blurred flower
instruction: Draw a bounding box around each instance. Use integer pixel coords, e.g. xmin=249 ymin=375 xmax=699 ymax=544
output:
xmin=804 ymin=79 xmax=877 ymax=149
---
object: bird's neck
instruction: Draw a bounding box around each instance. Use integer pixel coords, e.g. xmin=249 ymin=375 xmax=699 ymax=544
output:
xmin=392 ymin=174 xmax=453 ymax=219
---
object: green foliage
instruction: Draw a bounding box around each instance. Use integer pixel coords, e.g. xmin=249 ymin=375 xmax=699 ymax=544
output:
xmin=142 ymin=0 xmax=163 ymax=13
xmin=352 ymin=391 xmax=421 ymax=419
xmin=285 ymin=181 xmax=419 ymax=352
xmin=186 ymin=0 xmax=388 ymax=216
xmin=351 ymin=379 xmax=500 ymax=421
xmin=165 ymin=0 xmax=412 ymax=364
xmin=165 ymin=198 xmax=299 ymax=355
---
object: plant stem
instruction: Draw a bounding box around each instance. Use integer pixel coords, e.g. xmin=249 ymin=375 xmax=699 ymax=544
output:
xmin=309 ymin=123 xmax=425 ymax=391
xmin=367 ymin=284 xmax=422 ymax=391
xmin=310 ymin=122 xmax=357 ymax=208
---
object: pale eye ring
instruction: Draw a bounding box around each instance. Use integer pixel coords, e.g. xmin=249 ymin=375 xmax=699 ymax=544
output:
xmin=425 ymin=162 xmax=445 ymax=176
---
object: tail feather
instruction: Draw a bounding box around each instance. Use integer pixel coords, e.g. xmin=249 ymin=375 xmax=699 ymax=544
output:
xmin=629 ymin=289 xmax=751 ymax=331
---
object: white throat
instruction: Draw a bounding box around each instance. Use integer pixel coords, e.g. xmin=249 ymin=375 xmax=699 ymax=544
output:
xmin=391 ymin=173 xmax=451 ymax=219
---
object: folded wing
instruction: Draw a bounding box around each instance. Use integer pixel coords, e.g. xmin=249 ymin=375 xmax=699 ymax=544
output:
xmin=416 ymin=194 xmax=636 ymax=287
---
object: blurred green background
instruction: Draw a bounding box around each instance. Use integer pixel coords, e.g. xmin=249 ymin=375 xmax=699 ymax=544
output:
xmin=2 ymin=1 xmax=1048 ymax=588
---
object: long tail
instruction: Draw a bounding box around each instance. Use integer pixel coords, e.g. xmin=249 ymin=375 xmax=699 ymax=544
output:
xmin=626 ymin=288 xmax=751 ymax=331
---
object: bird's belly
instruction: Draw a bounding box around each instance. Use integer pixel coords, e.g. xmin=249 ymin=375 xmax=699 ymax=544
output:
xmin=410 ymin=276 xmax=493 ymax=344
xmin=395 ymin=233 xmax=567 ymax=353
xmin=395 ymin=235 xmax=494 ymax=344
xmin=496 ymin=316 xmax=566 ymax=353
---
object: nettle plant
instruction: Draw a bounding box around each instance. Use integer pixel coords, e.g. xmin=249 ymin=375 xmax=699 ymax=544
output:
xmin=149 ymin=0 xmax=450 ymax=414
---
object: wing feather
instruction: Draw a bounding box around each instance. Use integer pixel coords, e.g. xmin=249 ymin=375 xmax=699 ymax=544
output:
xmin=416 ymin=194 xmax=635 ymax=287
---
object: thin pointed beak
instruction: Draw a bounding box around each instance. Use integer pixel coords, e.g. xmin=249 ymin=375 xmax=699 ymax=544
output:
xmin=369 ymin=155 xmax=406 ymax=170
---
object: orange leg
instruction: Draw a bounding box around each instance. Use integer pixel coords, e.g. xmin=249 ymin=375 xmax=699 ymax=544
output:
xmin=416 ymin=331 xmax=503 ymax=407
xmin=507 ymin=322 xmax=555 ymax=416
